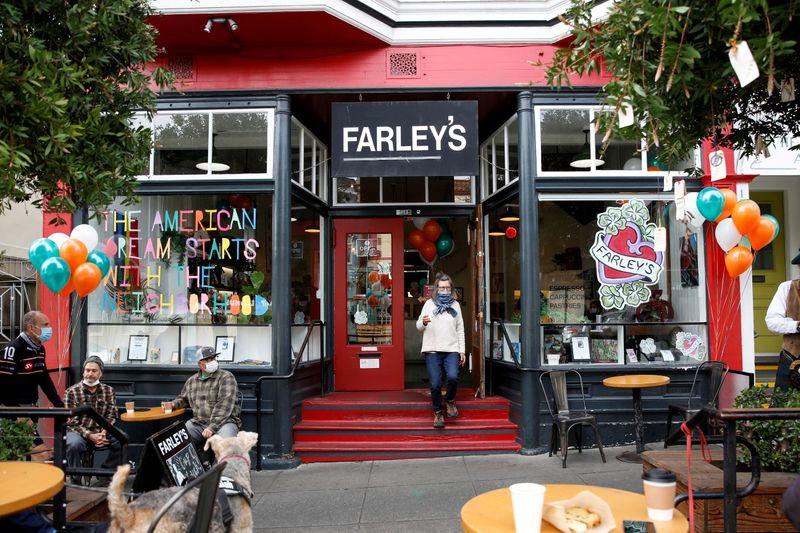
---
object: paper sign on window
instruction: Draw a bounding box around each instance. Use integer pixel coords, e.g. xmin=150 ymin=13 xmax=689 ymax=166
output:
xmin=589 ymin=199 xmax=665 ymax=311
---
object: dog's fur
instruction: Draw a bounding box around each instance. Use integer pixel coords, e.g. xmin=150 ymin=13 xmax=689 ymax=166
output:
xmin=107 ymin=431 xmax=258 ymax=533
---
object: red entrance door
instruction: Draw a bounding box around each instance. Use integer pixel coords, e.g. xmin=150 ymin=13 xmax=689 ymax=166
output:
xmin=334 ymin=218 xmax=405 ymax=391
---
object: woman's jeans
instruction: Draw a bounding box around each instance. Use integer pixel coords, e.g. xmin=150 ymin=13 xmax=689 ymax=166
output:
xmin=425 ymin=351 xmax=459 ymax=413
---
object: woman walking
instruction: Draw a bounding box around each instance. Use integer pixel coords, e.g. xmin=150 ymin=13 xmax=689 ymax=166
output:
xmin=416 ymin=273 xmax=466 ymax=428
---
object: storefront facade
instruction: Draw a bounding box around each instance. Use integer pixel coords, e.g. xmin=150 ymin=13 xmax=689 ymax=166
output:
xmin=44 ymin=2 xmax=750 ymax=461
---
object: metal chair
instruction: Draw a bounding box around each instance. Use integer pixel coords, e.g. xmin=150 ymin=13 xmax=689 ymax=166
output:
xmin=146 ymin=461 xmax=226 ymax=533
xmin=539 ymin=369 xmax=607 ymax=468
xmin=664 ymin=359 xmax=729 ymax=446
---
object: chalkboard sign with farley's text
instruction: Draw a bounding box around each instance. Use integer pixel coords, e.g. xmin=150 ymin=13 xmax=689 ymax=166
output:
xmin=132 ymin=421 xmax=205 ymax=492
xmin=331 ymin=101 xmax=479 ymax=177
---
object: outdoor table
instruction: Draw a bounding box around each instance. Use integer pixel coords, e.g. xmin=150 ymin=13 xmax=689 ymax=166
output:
xmin=603 ymin=374 xmax=670 ymax=463
xmin=120 ymin=406 xmax=186 ymax=422
xmin=0 ymin=462 xmax=64 ymax=517
xmin=461 ymin=484 xmax=688 ymax=533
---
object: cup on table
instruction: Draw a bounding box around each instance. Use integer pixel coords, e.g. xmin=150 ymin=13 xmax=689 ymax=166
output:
xmin=509 ymin=483 xmax=546 ymax=533
xmin=125 ymin=401 xmax=135 ymax=415
xmin=642 ymin=468 xmax=677 ymax=521
xmin=163 ymin=401 xmax=173 ymax=414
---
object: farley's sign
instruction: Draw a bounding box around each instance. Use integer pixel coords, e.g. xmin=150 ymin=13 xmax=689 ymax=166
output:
xmin=589 ymin=199 xmax=664 ymax=311
xmin=331 ymin=101 xmax=479 ymax=177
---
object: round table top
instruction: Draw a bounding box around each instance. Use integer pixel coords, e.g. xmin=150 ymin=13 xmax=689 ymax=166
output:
xmin=461 ymin=484 xmax=688 ymax=533
xmin=603 ymin=374 xmax=671 ymax=389
xmin=0 ymin=461 xmax=64 ymax=517
xmin=120 ymin=406 xmax=186 ymax=422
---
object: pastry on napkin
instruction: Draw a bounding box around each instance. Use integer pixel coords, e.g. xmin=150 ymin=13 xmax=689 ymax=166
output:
xmin=542 ymin=490 xmax=615 ymax=533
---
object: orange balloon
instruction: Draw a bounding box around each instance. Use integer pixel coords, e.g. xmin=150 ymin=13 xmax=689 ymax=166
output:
xmin=725 ymin=246 xmax=754 ymax=278
xmin=367 ymin=271 xmax=380 ymax=284
xmin=73 ymin=263 xmax=102 ymax=297
xmin=714 ymin=189 xmax=737 ymax=222
xmin=380 ymin=274 xmax=392 ymax=288
xmin=58 ymin=278 xmax=74 ymax=296
xmin=59 ymin=239 xmax=88 ymax=272
xmin=367 ymin=295 xmax=379 ymax=308
xmin=419 ymin=241 xmax=437 ymax=263
xmin=422 ymin=220 xmax=442 ymax=242
xmin=748 ymin=216 xmax=777 ymax=251
xmin=731 ymin=200 xmax=761 ymax=235
xmin=408 ymin=229 xmax=426 ymax=249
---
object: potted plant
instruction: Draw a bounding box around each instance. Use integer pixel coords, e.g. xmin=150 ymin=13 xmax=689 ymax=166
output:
xmin=0 ymin=419 xmax=36 ymax=461
xmin=734 ymin=386 xmax=800 ymax=472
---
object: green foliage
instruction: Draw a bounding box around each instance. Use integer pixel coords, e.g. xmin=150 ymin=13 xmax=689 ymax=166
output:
xmin=0 ymin=418 xmax=36 ymax=460
xmin=544 ymin=1 xmax=800 ymax=167
xmin=734 ymin=386 xmax=800 ymax=472
xmin=0 ymin=0 xmax=174 ymax=221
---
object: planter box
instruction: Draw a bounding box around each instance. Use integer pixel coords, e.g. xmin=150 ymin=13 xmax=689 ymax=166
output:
xmin=642 ymin=450 xmax=798 ymax=532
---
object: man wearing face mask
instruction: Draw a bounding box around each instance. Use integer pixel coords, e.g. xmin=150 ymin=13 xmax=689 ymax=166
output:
xmin=172 ymin=346 xmax=240 ymax=448
xmin=64 ymin=355 xmax=124 ymax=486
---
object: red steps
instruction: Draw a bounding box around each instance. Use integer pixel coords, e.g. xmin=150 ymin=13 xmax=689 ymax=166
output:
xmin=293 ymin=389 xmax=521 ymax=462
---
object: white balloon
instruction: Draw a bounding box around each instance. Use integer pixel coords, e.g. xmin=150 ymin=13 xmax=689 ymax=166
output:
xmin=70 ymin=224 xmax=99 ymax=251
xmin=412 ymin=217 xmax=429 ymax=230
xmin=715 ymin=219 xmax=743 ymax=252
xmin=49 ymin=232 xmax=69 ymax=248
xmin=684 ymin=192 xmax=705 ymax=231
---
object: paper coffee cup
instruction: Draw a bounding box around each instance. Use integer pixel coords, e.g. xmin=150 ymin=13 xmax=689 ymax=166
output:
xmin=509 ymin=483 xmax=546 ymax=533
xmin=125 ymin=401 xmax=134 ymax=414
xmin=642 ymin=468 xmax=677 ymax=521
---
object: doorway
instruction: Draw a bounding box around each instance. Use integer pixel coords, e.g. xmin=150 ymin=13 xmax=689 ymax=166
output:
xmin=752 ymin=191 xmax=786 ymax=356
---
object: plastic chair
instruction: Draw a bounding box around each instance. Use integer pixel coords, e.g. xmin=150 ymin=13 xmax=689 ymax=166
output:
xmin=146 ymin=461 xmax=226 ymax=533
xmin=664 ymin=360 xmax=729 ymax=447
xmin=539 ymin=369 xmax=607 ymax=468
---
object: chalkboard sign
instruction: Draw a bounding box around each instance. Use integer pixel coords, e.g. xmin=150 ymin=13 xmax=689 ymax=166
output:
xmin=132 ymin=420 xmax=205 ymax=492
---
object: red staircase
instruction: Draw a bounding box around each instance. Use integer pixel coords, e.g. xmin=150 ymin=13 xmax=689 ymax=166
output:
xmin=293 ymin=389 xmax=520 ymax=462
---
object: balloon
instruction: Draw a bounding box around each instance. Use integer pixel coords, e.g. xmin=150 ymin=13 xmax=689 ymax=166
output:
xmin=103 ymin=238 xmax=118 ymax=257
xmin=436 ymin=234 xmax=455 ymax=257
xmin=684 ymin=192 xmax=704 ymax=230
xmin=748 ymin=216 xmax=777 ymax=251
xmin=59 ymin=278 xmax=74 ymax=296
xmin=412 ymin=217 xmax=429 ymax=230
xmin=763 ymin=214 xmax=780 ymax=240
xmin=725 ymin=246 xmax=754 ymax=278
xmin=380 ymin=274 xmax=392 ymax=289
xmin=422 ymin=220 xmax=442 ymax=242
xmin=419 ymin=241 xmax=437 ymax=264
xmin=73 ymin=263 xmax=102 ymax=297
xmin=367 ymin=295 xmax=379 ymax=308
xmin=70 ymin=224 xmax=99 ymax=251
xmin=371 ymin=282 xmax=383 ymax=295
xmin=715 ymin=189 xmax=737 ymax=222
xmin=696 ymin=187 xmax=725 ymax=222
xmin=410 ymin=281 xmax=418 ymax=290
xmin=438 ymin=219 xmax=450 ymax=234
xmin=367 ymin=271 xmax=380 ymax=284
xmin=505 ymin=226 xmax=518 ymax=239
xmin=59 ymin=239 xmax=88 ymax=271
xmin=49 ymin=232 xmax=69 ymax=248
xmin=86 ymin=250 xmax=111 ymax=278
xmin=731 ymin=200 xmax=761 ymax=235
xmin=408 ymin=229 xmax=426 ymax=249
xmin=740 ymin=236 xmax=751 ymax=250
xmin=28 ymin=238 xmax=60 ymax=270
xmin=40 ymin=257 xmax=71 ymax=293
xmin=714 ymin=219 xmax=742 ymax=253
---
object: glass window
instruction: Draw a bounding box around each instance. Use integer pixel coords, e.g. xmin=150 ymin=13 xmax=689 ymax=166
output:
xmin=334 ymin=176 xmax=472 ymax=204
xmin=485 ymin=201 xmax=521 ymax=362
xmin=86 ymin=193 xmax=274 ymax=366
xmin=480 ymin=115 xmax=519 ymax=196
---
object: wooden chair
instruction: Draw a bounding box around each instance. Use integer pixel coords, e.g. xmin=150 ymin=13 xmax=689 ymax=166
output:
xmin=146 ymin=461 xmax=226 ymax=533
xmin=664 ymin=360 xmax=729 ymax=447
xmin=539 ymin=369 xmax=607 ymax=468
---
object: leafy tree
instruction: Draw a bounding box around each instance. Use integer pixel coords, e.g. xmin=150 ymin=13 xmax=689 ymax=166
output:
xmin=544 ymin=0 xmax=799 ymax=167
xmin=0 ymin=0 xmax=173 ymax=220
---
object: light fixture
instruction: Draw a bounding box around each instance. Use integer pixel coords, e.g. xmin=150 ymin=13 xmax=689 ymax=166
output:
xmin=488 ymin=225 xmax=505 ymax=237
xmin=499 ymin=206 xmax=520 ymax=222
xmin=570 ymin=129 xmax=605 ymax=169
xmin=196 ymin=161 xmax=230 ymax=172
xmin=204 ymin=17 xmax=238 ymax=33
xmin=304 ymin=221 xmax=320 ymax=234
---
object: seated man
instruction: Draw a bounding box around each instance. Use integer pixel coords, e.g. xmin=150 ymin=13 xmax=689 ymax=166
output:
xmin=64 ymin=355 xmax=124 ymax=486
xmin=172 ymin=346 xmax=240 ymax=449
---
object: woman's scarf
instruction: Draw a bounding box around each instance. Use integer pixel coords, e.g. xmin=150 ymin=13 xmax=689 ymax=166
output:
xmin=433 ymin=292 xmax=457 ymax=317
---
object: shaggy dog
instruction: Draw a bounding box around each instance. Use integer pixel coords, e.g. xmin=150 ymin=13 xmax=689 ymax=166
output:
xmin=107 ymin=431 xmax=257 ymax=533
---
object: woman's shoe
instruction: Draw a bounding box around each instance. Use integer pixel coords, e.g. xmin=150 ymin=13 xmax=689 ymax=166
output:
xmin=446 ymin=401 xmax=458 ymax=418
xmin=433 ymin=411 xmax=445 ymax=428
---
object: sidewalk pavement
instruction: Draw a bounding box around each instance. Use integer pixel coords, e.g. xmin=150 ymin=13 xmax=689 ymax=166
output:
xmin=250 ymin=445 xmax=642 ymax=532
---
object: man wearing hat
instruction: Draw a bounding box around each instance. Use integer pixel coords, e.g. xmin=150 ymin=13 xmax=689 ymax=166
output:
xmin=64 ymin=355 xmax=124 ymax=485
xmin=765 ymin=248 xmax=800 ymax=390
xmin=172 ymin=346 xmax=240 ymax=448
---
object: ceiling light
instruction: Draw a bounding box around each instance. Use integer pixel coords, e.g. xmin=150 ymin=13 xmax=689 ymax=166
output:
xmin=227 ymin=18 xmax=238 ymax=31
xmin=488 ymin=225 xmax=505 ymax=237
xmin=196 ymin=162 xmax=230 ymax=172
xmin=304 ymin=222 xmax=321 ymax=234
xmin=570 ymin=129 xmax=605 ymax=169
xmin=204 ymin=17 xmax=238 ymax=33
xmin=203 ymin=19 xmax=214 ymax=33
xmin=499 ymin=207 xmax=520 ymax=222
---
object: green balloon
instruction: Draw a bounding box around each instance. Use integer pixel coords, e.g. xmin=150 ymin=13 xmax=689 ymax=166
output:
xmin=40 ymin=257 xmax=71 ymax=293
xmin=436 ymin=234 xmax=455 ymax=257
xmin=87 ymin=250 xmax=111 ymax=278
xmin=28 ymin=238 xmax=59 ymax=270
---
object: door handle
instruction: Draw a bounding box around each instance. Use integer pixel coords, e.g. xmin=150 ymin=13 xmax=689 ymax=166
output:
xmin=358 ymin=353 xmax=382 ymax=357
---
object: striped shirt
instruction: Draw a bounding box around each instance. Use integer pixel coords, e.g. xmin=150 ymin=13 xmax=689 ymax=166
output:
xmin=173 ymin=369 xmax=240 ymax=432
xmin=64 ymin=382 xmax=118 ymax=438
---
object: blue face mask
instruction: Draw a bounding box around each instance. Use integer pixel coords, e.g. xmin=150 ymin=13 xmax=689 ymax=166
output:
xmin=38 ymin=326 xmax=53 ymax=343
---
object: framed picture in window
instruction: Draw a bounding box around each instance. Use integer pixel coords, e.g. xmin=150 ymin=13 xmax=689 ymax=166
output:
xmin=215 ymin=336 xmax=236 ymax=362
xmin=127 ymin=335 xmax=149 ymax=361
xmin=571 ymin=336 xmax=591 ymax=361
xmin=591 ymin=339 xmax=618 ymax=363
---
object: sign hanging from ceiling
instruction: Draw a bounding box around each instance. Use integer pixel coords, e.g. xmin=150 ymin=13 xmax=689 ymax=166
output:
xmin=331 ymin=101 xmax=479 ymax=177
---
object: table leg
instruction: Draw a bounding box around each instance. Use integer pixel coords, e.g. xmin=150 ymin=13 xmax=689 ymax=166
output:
xmin=616 ymin=388 xmax=644 ymax=463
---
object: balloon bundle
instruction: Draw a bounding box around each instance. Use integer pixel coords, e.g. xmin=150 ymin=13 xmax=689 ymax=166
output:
xmin=365 ymin=270 xmax=392 ymax=310
xmin=407 ymin=218 xmax=455 ymax=266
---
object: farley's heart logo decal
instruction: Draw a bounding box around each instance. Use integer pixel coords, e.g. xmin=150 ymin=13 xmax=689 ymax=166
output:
xmin=590 ymin=199 xmax=665 ymax=311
